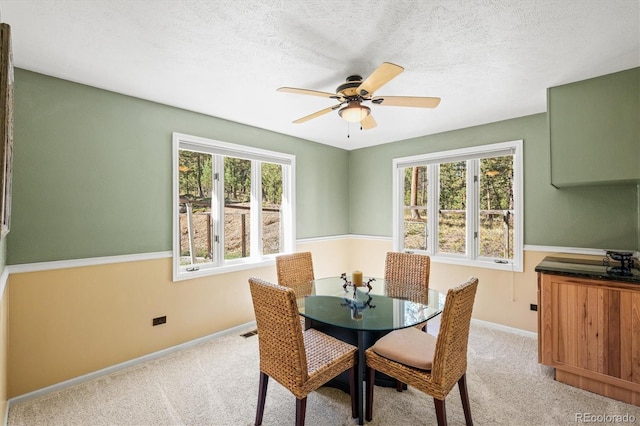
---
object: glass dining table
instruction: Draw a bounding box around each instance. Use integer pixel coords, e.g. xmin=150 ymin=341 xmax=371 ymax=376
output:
xmin=288 ymin=276 xmax=445 ymax=425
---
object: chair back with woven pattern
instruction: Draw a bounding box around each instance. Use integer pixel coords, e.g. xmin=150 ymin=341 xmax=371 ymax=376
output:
xmin=384 ymin=252 xmax=430 ymax=303
xmin=276 ymin=252 xmax=315 ymax=287
xmin=249 ymin=278 xmax=308 ymax=388
xmin=430 ymin=277 xmax=478 ymax=390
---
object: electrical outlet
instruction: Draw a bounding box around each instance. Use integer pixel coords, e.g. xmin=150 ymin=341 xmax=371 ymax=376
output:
xmin=152 ymin=316 xmax=167 ymax=326
xmin=530 ymin=304 xmax=538 ymax=311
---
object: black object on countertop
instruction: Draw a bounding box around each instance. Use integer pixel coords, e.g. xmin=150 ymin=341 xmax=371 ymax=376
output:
xmin=604 ymin=250 xmax=636 ymax=276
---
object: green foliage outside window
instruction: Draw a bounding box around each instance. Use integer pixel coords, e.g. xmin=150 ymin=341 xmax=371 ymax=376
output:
xmin=179 ymin=151 xmax=212 ymax=202
xmin=261 ymin=163 xmax=282 ymax=205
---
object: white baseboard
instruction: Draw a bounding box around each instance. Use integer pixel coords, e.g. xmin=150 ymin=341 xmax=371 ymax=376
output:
xmin=471 ymin=318 xmax=537 ymax=339
xmin=7 ymin=321 xmax=257 ymax=407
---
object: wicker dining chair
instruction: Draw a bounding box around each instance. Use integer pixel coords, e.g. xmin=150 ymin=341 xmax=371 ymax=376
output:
xmin=384 ymin=251 xmax=431 ymax=329
xmin=384 ymin=251 xmax=430 ymax=290
xmin=365 ymin=276 xmax=479 ymax=426
xmin=276 ymin=251 xmax=315 ymax=286
xmin=248 ymin=277 xmax=358 ymax=426
xmin=276 ymin=252 xmax=315 ymax=327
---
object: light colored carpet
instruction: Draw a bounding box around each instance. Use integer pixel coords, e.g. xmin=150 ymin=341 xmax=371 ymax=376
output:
xmin=8 ymin=322 xmax=640 ymax=425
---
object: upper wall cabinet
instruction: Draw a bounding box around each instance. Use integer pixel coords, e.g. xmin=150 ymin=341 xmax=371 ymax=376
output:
xmin=548 ymin=67 xmax=639 ymax=187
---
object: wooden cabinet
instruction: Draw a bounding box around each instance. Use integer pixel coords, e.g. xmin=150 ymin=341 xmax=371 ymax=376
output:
xmin=538 ymin=273 xmax=640 ymax=405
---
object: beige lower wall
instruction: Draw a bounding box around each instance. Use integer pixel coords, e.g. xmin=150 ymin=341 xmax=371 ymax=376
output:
xmin=7 ymin=257 xmax=276 ymax=398
xmin=0 ymin=283 xmax=7 ymax=422
xmin=7 ymin=238 xmax=557 ymax=398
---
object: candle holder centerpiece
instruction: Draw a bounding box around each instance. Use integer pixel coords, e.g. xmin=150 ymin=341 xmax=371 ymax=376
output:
xmin=340 ymin=272 xmax=375 ymax=297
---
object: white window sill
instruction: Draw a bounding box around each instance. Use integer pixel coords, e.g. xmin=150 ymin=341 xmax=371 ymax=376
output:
xmin=173 ymin=257 xmax=276 ymax=282
xmin=430 ymin=255 xmax=522 ymax=272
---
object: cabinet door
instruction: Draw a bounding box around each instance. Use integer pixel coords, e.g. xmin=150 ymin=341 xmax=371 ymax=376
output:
xmin=541 ymin=274 xmax=640 ymax=384
xmin=548 ymin=67 xmax=639 ymax=187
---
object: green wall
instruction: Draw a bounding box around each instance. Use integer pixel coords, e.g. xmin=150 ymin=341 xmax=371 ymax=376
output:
xmin=8 ymin=69 xmax=349 ymax=264
xmin=8 ymin=68 xmax=640 ymax=265
xmin=349 ymin=114 xmax=639 ymax=251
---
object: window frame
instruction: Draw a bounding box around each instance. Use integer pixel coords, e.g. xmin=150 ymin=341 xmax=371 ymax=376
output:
xmin=172 ymin=132 xmax=296 ymax=281
xmin=392 ymin=140 xmax=523 ymax=272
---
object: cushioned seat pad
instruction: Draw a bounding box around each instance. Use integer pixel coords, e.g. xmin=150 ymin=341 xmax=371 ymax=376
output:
xmin=371 ymin=326 xmax=436 ymax=370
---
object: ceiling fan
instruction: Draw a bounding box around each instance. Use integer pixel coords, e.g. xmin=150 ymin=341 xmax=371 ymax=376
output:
xmin=277 ymin=62 xmax=441 ymax=130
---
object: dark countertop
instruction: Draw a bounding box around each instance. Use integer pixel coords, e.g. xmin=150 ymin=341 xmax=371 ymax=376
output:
xmin=535 ymin=256 xmax=640 ymax=284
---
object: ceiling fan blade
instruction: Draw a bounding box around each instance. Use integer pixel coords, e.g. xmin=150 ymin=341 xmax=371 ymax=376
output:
xmin=292 ymin=104 xmax=342 ymax=124
xmin=360 ymin=113 xmax=377 ymax=130
xmin=357 ymin=62 xmax=404 ymax=96
xmin=277 ymin=87 xmax=338 ymax=99
xmin=371 ymin=96 xmax=441 ymax=108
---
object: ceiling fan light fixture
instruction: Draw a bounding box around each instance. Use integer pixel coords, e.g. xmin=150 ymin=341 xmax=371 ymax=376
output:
xmin=339 ymin=101 xmax=371 ymax=123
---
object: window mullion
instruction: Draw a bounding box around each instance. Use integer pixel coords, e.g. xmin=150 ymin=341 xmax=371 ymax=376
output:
xmin=281 ymin=164 xmax=292 ymax=252
xmin=428 ymin=164 xmax=438 ymax=255
xmin=468 ymin=160 xmax=479 ymax=260
xmin=251 ymin=161 xmax=262 ymax=257
xmin=213 ymin=155 xmax=224 ymax=266
xmin=392 ymin=162 xmax=404 ymax=252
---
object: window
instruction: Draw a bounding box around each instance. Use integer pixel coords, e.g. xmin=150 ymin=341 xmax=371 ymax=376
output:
xmin=172 ymin=133 xmax=295 ymax=281
xmin=392 ymin=140 xmax=523 ymax=272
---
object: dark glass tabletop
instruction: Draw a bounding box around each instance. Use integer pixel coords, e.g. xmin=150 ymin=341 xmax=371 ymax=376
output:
xmin=290 ymin=276 xmax=445 ymax=332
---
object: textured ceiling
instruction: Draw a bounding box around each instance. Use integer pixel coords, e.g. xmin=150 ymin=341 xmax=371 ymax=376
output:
xmin=1 ymin=0 xmax=639 ymax=150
